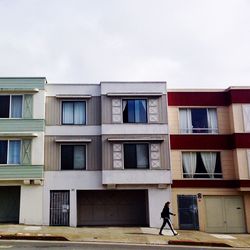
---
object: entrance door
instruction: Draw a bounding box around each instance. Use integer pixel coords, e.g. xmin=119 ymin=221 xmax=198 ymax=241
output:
xmin=0 ymin=186 xmax=20 ymax=223
xmin=178 ymin=195 xmax=199 ymax=230
xmin=205 ymin=196 xmax=246 ymax=233
xmin=50 ymin=191 xmax=70 ymax=226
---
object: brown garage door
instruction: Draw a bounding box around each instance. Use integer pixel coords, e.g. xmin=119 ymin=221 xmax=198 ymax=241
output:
xmin=77 ymin=190 xmax=148 ymax=226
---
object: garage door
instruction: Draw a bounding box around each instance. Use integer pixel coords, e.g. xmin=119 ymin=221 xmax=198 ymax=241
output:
xmin=0 ymin=186 xmax=20 ymax=223
xmin=205 ymin=196 xmax=246 ymax=233
xmin=77 ymin=190 xmax=148 ymax=226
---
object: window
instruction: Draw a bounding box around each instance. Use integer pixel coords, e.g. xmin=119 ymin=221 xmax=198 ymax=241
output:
xmin=123 ymin=99 xmax=147 ymax=123
xmin=62 ymin=101 xmax=86 ymax=125
xmin=0 ymin=140 xmax=21 ymax=164
xmin=124 ymin=144 xmax=149 ymax=169
xmin=182 ymin=152 xmax=222 ymax=178
xmin=243 ymin=105 xmax=250 ymax=132
xmin=179 ymin=108 xmax=218 ymax=134
xmin=0 ymin=95 xmax=23 ymax=118
xmin=61 ymin=145 xmax=86 ymax=170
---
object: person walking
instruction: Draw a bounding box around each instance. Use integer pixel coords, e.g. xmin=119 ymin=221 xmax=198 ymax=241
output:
xmin=159 ymin=201 xmax=178 ymax=236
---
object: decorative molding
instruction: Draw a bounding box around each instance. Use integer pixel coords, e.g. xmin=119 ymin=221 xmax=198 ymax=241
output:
xmin=112 ymin=99 xmax=122 ymax=123
xmin=113 ymin=143 xmax=123 ymax=169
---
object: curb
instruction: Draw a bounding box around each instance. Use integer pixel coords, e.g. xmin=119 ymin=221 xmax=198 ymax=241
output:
xmin=0 ymin=234 xmax=68 ymax=241
xmin=168 ymin=240 xmax=232 ymax=248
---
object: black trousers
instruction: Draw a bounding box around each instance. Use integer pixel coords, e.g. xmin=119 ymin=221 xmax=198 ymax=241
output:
xmin=159 ymin=218 xmax=175 ymax=234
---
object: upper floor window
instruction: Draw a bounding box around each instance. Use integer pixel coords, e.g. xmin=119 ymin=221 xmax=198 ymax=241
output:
xmin=243 ymin=105 xmax=250 ymax=132
xmin=62 ymin=101 xmax=86 ymax=125
xmin=61 ymin=145 xmax=86 ymax=170
xmin=0 ymin=95 xmax=23 ymax=118
xmin=182 ymin=151 xmax=222 ymax=178
xmin=124 ymin=143 xmax=149 ymax=169
xmin=179 ymin=108 xmax=218 ymax=134
xmin=0 ymin=140 xmax=21 ymax=164
xmin=123 ymin=99 xmax=147 ymax=123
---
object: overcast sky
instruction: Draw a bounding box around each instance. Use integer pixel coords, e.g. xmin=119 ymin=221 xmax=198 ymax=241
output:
xmin=0 ymin=0 xmax=249 ymax=88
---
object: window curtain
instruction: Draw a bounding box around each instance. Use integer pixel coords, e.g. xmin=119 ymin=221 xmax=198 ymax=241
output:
xmin=180 ymin=109 xmax=192 ymax=133
xmin=247 ymin=150 xmax=250 ymax=178
xmin=74 ymin=102 xmax=85 ymax=124
xmin=182 ymin=152 xmax=197 ymax=178
xmin=8 ymin=140 xmax=21 ymax=164
xmin=243 ymin=105 xmax=250 ymax=132
xmin=201 ymin=152 xmax=217 ymax=178
xmin=74 ymin=146 xmax=86 ymax=169
xmin=136 ymin=144 xmax=148 ymax=168
xmin=62 ymin=102 xmax=74 ymax=124
xmin=122 ymin=100 xmax=127 ymax=111
xmin=207 ymin=109 xmax=218 ymax=133
xmin=11 ymin=96 xmax=22 ymax=118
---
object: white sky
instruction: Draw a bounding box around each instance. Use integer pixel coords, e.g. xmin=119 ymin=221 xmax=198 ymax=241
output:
xmin=0 ymin=0 xmax=250 ymax=88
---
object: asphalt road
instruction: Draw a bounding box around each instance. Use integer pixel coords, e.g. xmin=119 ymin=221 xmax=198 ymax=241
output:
xmin=0 ymin=240 xmax=239 ymax=250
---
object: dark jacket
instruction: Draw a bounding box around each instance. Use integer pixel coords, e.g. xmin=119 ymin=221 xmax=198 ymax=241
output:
xmin=161 ymin=205 xmax=174 ymax=219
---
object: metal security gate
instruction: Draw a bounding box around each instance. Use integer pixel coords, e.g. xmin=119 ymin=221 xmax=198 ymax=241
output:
xmin=50 ymin=191 xmax=70 ymax=226
xmin=178 ymin=195 xmax=199 ymax=230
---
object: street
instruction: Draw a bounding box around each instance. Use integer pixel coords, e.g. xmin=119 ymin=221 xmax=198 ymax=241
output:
xmin=0 ymin=240 xmax=241 ymax=250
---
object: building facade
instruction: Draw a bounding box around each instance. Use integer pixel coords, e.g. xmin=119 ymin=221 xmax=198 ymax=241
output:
xmin=0 ymin=77 xmax=45 ymax=225
xmin=43 ymin=81 xmax=171 ymax=227
xmin=168 ymin=87 xmax=250 ymax=233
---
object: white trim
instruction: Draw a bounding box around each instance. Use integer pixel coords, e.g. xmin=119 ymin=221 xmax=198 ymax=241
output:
xmin=46 ymin=126 xmax=101 ymax=136
xmin=102 ymin=170 xmax=171 ymax=185
xmin=108 ymin=137 xmax=164 ymax=142
xmin=101 ymin=124 xmax=168 ymax=135
xmin=0 ymin=88 xmax=39 ymax=93
xmin=55 ymin=139 xmax=92 ymax=143
xmin=0 ymin=132 xmax=37 ymax=137
xmin=107 ymin=92 xmax=163 ymax=97
xmin=56 ymin=94 xmax=92 ymax=99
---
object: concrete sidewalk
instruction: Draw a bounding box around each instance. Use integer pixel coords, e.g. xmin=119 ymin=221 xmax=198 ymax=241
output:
xmin=0 ymin=225 xmax=249 ymax=248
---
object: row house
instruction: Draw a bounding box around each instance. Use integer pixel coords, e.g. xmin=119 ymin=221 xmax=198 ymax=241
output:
xmin=168 ymin=87 xmax=250 ymax=233
xmin=0 ymin=78 xmax=45 ymax=225
xmin=44 ymin=81 xmax=171 ymax=227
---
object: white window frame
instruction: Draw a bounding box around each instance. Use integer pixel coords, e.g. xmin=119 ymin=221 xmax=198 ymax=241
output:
xmin=181 ymin=150 xmax=222 ymax=179
xmin=179 ymin=107 xmax=218 ymax=134
xmin=0 ymin=94 xmax=23 ymax=119
xmin=61 ymin=100 xmax=87 ymax=125
xmin=60 ymin=143 xmax=87 ymax=170
xmin=0 ymin=139 xmax=22 ymax=165
xmin=123 ymin=142 xmax=150 ymax=169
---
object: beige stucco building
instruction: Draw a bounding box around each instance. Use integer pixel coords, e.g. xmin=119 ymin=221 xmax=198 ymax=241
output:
xmin=168 ymin=87 xmax=250 ymax=233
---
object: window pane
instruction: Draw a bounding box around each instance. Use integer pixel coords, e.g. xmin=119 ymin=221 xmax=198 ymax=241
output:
xmin=135 ymin=100 xmax=147 ymax=123
xmin=122 ymin=100 xmax=129 ymax=123
xmin=74 ymin=102 xmax=86 ymax=125
xmin=191 ymin=109 xmax=208 ymax=133
xmin=74 ymin=146 xmax=86 ymax=169
xmin=0 ymin=96 xmax=10 ymax=118
xmin=124 ymin=144 xmax=137 ymax=169
xmin=62 ymin=102 xmax=74 ymax=124
xmin=136 ymin=144 xmax=149 ymax=168
xmin=11 ymin=96 xmax=22 ymax=118
xmin=127 ymin=100 xmax=135 ymax=123
xmin=8 ymin=140 xmax=21 ymax=164
xmin=61 ymin=145 xmax=74 ymax=170
xmin=0 ymin=141 xmax=7 ymax=164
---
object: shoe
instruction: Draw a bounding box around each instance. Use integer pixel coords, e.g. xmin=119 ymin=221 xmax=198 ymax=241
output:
xmin=174 ymin=233 xmax=179 ymax=236
xmin=159 ymin=232 xmax=163 ymax=235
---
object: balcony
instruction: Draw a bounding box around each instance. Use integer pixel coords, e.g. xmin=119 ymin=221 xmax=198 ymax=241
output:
xmin=102 ymin=169 xmax=171 ymax=185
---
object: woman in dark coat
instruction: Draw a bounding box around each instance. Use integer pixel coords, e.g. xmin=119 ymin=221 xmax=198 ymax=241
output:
xmin=159 ymin=201 xmax=178 ymax=236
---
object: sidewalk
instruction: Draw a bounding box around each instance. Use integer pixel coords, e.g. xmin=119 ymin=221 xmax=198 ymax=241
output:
xmin=0 ymin=224 xmax=249 ymax=248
